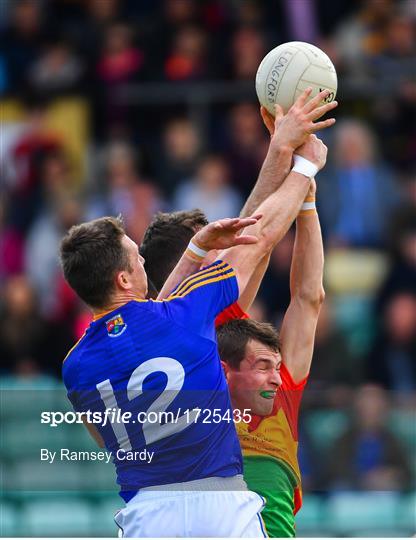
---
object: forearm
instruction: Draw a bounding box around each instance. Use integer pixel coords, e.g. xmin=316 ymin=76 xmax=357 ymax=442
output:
xmin=157 ymin=254 xmax=200 ymax=299
xmin=158 ymin=216 xmax=261 ymax=301
xmin=290 ymin=211 xmax=324 ymax=305
xmin=279 ymin=211 xmax=324 ymax=382
xmin=256 ymin=170 xmax=310 ymax=250
xmin=240 ymin=144 xmax=293 ymax=218
xmin=220 ymin=170 xmax=310 ymax=292
xmin=237 ymin=252 xmax=270 ymax=312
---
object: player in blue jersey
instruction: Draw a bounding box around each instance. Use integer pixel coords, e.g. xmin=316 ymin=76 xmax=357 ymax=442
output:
xmin=61 ymin=90 xmax=332 ymax=538
xmin=61 ymin=215 xmax=270 ymax=537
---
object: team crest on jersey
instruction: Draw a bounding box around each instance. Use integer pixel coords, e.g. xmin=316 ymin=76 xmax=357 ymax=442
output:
xmin=106 ymin=314 xmax=127 ymax=337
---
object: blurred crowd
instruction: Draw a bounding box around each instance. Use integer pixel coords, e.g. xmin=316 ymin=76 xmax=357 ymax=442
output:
xmin=1 ymin=0 xmax=415 ymax=494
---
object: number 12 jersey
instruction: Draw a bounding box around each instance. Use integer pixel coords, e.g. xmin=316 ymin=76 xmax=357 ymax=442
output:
xmin=62 ymin=261 xmax=243 ymax=501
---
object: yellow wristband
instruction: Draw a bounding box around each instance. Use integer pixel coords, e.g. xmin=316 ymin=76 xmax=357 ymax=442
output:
xmin=299 ymin=196 xmax=317 ymax=216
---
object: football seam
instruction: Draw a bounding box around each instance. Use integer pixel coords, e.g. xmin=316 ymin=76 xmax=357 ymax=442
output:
xmin=293 ymin=51 xmax=312 ymax=105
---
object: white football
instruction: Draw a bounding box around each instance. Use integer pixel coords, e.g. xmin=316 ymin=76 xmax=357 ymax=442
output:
xmin=255 ymin=41 xmax=337 ymax=115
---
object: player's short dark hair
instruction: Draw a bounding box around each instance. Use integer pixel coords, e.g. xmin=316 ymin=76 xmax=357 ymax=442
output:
xmin=140 ymin=209 xmax=209 ymax=296
xmin=217 ymin=319 xmax=281 ymax=370
xmin=60 ymin=216 xmax=132 ymax=309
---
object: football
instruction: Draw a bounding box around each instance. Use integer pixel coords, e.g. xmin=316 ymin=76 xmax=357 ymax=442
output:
xmin=255 ymin=41 xmax=338 ymax=115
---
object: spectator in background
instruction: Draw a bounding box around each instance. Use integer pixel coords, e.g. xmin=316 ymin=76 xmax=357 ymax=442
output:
xmin=367 ymin=293 xmax=416 ymax=395
xmin=297 ymin=421 xmax=322 ymax=492
xmin=376 ymin=205 xmax=416 ymax=311
xmin=95 ymin=22 xmax=144 ymax=137
xmin=4 ymin=99 xmax=62 ymax=234
xmin=0 ymin=53 xmax=8 ymax=94
xmin=326 ymin=384 xmax=412 ymax=491
xmin=27 ymin=36 xmax=84 ymax=99
xmin=156 ymin=117 xmax=201 ymax=197
xmin=0 ymin=276 xmax=47 ymax=373
xmin=162 ymin=0 xmax=198 ymax=29
xmin=25 ymin=196 xmax=82 ymax=315
xmin=282 ymin=0 xmax=318 ymax=45
xmin=1 ymin=0 xmax=44 ymax=94
xmin=38 ymin=149 xmax=76 ymax=204
xmin=233 ymin=0 xmax=266 ymax=27
xmin=87 ymin=141 xmax=162 ymax=243
xmin=306 ymin=300 xmax=359 ymax=408
xmin=257 ymin=229 xmax=294 ymax=324
xmin=229 ymin=26 xmax=265 ymax=80
xmin=225 ymin=102 xmax=268 ymax=197
xmin=332 ymin=0 xmax=394 ymax=81
xmin=371 ymin=12 xmax=415 ymax=85
xmin=311 ymin=298 xmax=363 ymax=391
xmin=142 ymin=0 xmax=199 ymax=79
xmin=173 ymin=154 xmax=242 ymax=222
xmin=87 ymin=0 xmax=121 ymax=24
xmin=164 ymin=25 xmax=208 ymax=81
xmin=0 ymin=274 xmax=75 ymax=375
xmin=318 ymin=120 xmax=401 ymax=248
xmin=54 ymin=0 xmax=122 ymax=73
xmin=371 ymin=13 xmax=416 ymax=170
xmin=0 ymin=197 xmax=24 ymax=279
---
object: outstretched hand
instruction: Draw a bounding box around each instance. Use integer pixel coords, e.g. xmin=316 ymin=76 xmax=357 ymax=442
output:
xmin=193 ymin=216 xmax=261 ymax=252
xmin=260 ymin=87 xmax=337 ymax=150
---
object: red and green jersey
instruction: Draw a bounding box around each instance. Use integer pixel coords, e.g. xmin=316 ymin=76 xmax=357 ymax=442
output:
xmin=236 ymin=363 xmax=307 ymax=537
xmin=216 ymin=304 xmax=307 ymax=538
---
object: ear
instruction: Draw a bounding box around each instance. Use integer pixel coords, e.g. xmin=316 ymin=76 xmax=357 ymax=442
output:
xmin=221 ymin=360 xmax=229 ymax=381
xmin=115 ymin=270 xmax=132 ymax=291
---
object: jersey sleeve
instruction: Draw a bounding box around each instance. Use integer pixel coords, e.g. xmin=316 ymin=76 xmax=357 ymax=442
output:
xmin=162 ymin=260 xmax=239 ymax=340
xmin=280 ymin=362 xmax=308 ymax=391
xmin=215 ymin=301 xmax=249 ymax=327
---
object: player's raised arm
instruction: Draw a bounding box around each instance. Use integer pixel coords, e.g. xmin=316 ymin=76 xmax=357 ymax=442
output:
xmin=156 ymin=89 xmax=336 ymax=307
xmin=240 ymin=88 xmax=337 ymax=219
xmin=220 ymin=135 xmax=327 ymax=296
xmin=235 ymin=90 xmax=336 ymax=311
xmin=279 ymin=178 xmax=325 ymax=383
xmin=157 ymin=217 xmax=260 ymax=299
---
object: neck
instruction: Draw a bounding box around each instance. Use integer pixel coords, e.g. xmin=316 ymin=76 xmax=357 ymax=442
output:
xmin=92 ymin=291 xmax=145 ymax=319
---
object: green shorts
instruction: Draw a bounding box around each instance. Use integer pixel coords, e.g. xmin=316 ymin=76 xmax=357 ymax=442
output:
xmin=244 ymin=455 xmax=298 ymax=538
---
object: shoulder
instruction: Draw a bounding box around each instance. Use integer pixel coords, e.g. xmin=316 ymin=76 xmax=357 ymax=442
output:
xmin=215 ymin=302 xmax=249 ymax=327
xmin=280 ymin=363 xmax=308 ymax=391
xmin=168 ymin=260 xmax=236 ymax=300
xmin=63 ymin=330 xmax=88 ymax=366
xmin=62 ymin=333 xmax=87 ymax=390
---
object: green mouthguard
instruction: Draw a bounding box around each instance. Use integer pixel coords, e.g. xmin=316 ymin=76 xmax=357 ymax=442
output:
xmin=260 ymin=390 xmax=275 ymax=399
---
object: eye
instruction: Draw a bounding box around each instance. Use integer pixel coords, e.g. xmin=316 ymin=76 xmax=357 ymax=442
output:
xmin=256 ymin=362 xmax=269 ymax=371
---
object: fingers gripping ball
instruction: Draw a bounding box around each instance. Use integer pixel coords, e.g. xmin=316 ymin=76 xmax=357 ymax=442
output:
xmin=256 ymin=41 xmax=337 ymax=115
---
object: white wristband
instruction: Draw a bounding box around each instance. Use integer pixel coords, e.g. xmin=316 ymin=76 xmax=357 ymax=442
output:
xmin=292 ymin=155 xmax=318 ymax=179
xmin=301 ymin=200 xmax=316 ymax=211
xmin=187 ymin=239 xmax=208 ymax=259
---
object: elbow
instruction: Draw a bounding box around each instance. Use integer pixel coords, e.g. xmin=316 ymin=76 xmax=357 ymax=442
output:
xmin=318 ymin=287 xmax=326 ymax=306
xmin=259 ymin=228 xmax=280 ymax=255
xmin=297 ymin=285 xmax=326 ymax=309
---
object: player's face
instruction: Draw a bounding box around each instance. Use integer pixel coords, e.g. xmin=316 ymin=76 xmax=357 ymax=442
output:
xmin=121 ymin=235 xmax=148 ymax=298
xmin=226 ymin=339 xmax=282 ymax=417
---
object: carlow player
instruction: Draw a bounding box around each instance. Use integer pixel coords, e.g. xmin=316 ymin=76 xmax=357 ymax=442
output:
xmin=218 ymin=178 xmax=324 ymax=537
xmin=59 ymin=111 xmax=328 ymax=537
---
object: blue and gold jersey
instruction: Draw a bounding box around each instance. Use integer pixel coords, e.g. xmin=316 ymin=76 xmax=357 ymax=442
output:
xmin=62 ymin=261 xmax=242 ymax=500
